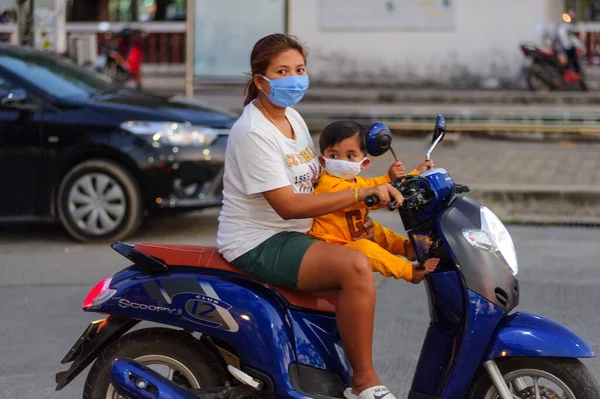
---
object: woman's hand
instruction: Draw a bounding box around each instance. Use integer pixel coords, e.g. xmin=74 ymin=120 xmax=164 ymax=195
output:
xmin=417 ymin=159 xmax=435 ymax=173
xmin=388 ymin=161 xmax=406 ymax=181
xmin=360 ymin=183 xmax=404 ymax=208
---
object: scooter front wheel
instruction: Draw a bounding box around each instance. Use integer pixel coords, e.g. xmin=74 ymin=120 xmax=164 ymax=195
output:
xmin=468 ymin=357 xmax=600 ymax=399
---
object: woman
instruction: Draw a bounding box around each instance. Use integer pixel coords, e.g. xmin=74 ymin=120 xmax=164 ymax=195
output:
xmin=217 ymin=33 xmax=403 ymax=399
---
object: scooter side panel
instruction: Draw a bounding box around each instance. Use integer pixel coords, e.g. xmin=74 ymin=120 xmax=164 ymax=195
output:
xmin=440 ymin=291 xmax=505 ymax=399
xmin=289 ymin=310 xmax=353 ymax=387
xmin=87 ymin=268 xmax=298 ymax=390
xmin=484 ymin=311 xmax=596 ymax=360
xmin=409 ymin=271 xmax=465 ymax=396
xmin=410 ymin=287 xmax=504 ymax=398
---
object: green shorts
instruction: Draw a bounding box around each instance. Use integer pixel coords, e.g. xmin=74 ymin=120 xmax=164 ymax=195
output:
xmin=231 ymin=231 xmax=317 ymax=290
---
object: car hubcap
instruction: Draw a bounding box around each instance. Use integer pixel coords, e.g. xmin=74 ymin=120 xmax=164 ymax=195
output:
xmin=484 ymin=368 xmax=576 ymax=399
xmin=105 ymin=354 xmax=201 ymax=399
xmin=67 ymin=173 xmax=126 ymax=236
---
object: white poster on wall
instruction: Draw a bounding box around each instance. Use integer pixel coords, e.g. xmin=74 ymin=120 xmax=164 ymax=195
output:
xmin=319 ymin=0 xmax=455 ymax=30
xmin=193 ymin=0 xmax=287 ymax=82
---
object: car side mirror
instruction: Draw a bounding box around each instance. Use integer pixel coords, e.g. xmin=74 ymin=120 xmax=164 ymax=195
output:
xmin=1 ymin=89 xmax=37 ymax=111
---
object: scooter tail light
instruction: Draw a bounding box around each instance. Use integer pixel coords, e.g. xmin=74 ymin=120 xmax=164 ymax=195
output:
xmin=82 ymin=277 xmax=116 ymax=309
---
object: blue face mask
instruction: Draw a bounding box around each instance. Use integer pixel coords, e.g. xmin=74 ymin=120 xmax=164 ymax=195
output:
xmin=261 ymin=75 xmax=309 ymax=108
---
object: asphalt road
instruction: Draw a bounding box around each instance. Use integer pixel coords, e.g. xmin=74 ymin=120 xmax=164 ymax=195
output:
xmin=1 ymin=209 xmax=600 ymax=398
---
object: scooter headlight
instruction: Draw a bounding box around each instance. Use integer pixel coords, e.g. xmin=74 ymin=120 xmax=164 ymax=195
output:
xmin=462 ymin=207 xmax=519 ymax=276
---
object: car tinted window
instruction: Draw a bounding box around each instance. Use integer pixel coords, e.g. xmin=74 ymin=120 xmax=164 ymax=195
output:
xmin=0 ymin=50 xmax=114 ymax=98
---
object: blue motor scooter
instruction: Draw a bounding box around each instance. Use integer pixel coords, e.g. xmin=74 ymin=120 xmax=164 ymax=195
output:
xmin=56 ymin=115 xmax=599 ymax=399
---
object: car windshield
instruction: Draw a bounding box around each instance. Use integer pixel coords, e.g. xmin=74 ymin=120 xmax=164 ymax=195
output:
xmin=0 ymin=48 xmax=116 ymax=99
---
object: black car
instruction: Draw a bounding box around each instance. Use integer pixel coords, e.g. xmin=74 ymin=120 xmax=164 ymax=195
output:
xmin=0 ymin=44 xmax=235 ymax=242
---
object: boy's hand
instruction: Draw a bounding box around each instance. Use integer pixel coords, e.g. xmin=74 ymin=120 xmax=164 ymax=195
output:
xmin=417 ymin=159 xmax=435 ymax=173
xmin=403 ymin=240 xmax=417 ymax=261
xmin=388 ymin=161 xmax=406 ymax=181
xmin=355 ymin=212 xmax=375 ymax=242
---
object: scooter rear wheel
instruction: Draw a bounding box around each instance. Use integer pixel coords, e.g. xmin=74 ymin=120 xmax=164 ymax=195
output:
xmin=468 ymin=357 xmax=600 ymax=399
xmin=82 ymin=327 xmax=229 ymax=399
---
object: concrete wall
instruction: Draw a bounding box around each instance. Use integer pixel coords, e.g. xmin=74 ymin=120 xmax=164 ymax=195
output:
xmin=288 ymin=0 xmax=564 ymax=88
xmin=0 ymin=0 xmax=15 ymax=11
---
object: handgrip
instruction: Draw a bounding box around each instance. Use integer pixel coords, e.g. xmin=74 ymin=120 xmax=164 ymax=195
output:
xmin=455 ymin=184 xmax=470 ymax=194
xmin=365 ymin=195 xmax=380 ymax=207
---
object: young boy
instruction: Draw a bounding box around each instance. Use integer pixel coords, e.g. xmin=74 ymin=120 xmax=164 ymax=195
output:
xmin=308 ymin=121 xmax=439 ymax=283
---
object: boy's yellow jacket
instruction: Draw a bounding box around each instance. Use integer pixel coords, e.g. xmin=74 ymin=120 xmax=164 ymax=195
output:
xmin=308 ymin=170 xmax=418 ymax=244
xmin=308 ymin=169 xmax=419 ymax=281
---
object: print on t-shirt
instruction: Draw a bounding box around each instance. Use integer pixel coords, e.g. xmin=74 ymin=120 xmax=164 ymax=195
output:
xmin=286 ymin=144 xmax=320 ymax=194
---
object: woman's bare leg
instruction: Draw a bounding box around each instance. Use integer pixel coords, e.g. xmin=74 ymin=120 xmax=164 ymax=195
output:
xmin=297 ymin=241 xmax=379 ymax=394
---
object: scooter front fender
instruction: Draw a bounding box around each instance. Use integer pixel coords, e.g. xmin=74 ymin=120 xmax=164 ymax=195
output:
xmin=485 ymin=311 xmax=596 ymax=360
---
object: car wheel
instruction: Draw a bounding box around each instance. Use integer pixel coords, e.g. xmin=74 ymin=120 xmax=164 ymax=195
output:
xmin=57 ymin=159 xmax=143 ymax=242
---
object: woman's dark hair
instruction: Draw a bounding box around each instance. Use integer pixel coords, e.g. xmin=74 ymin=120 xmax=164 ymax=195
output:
xmin=244 ymin=33 xmax=307 ymax=106
xmin=319 ymin=121 xmax=368 ymax=155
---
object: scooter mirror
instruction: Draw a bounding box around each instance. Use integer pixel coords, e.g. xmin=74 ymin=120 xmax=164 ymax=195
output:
xmin=426 ymin=114 xmax=446 ymax=160
xmin=366 ymin=122 xmax=393 ymax=157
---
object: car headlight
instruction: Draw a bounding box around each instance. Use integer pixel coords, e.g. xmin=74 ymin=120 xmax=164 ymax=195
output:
xmin=120 ymin=121 xmax=220 ymax=146
xmin=462 ymin=206 xmax=519 ymax=276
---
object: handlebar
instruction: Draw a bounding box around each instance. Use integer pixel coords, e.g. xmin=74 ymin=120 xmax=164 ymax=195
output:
xmin=365 ymin=195 xmax=380 ymax=207
xmin=363 ymin=177 xmax=470 ymax=209
xmin=455 ymin=184 xmax=470 ymax=194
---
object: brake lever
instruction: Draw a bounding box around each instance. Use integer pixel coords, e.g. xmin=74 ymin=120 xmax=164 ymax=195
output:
xmin=388 ymin=200 xmax=397 ymax=211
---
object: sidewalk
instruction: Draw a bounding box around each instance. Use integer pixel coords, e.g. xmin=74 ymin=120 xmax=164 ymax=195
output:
xmin=361 ymin=136 xmax=600 ymax=225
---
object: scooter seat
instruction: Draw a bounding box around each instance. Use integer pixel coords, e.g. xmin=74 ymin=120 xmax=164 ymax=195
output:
xmin=134 ymin=243 xmax=337 ymax=314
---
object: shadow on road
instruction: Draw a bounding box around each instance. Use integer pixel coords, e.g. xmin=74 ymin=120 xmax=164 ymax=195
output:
xmin=0 ymin=208 xmax=221 ymax=245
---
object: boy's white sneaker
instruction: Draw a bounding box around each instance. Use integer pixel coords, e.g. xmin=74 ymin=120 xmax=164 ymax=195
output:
xmin=343 ymin=385 xmax=397 ymax=399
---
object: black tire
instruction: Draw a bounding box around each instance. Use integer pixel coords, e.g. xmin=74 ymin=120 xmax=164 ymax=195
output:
xmin=526 ymin=65 xmax=552 ymax=91
xmin=469 ymin=357 xmax=600 ymax=399
xmin=57 ymin=159 xmax=143 ymax=242
xmin=83 ymin=328 xmax=229 ymax=399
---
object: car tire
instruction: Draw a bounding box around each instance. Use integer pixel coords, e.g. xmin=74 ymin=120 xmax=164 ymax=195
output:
xmin=57 ymin=159 xmax=143 ymax=242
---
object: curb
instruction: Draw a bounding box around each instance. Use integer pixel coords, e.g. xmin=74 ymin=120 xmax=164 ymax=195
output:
xmin=144 ymin=81 xmax=600 ymax=105
xmin=302 ymin=115 xmax=600 ymax=141
xmin=160 ymin=89 xmax=600 ymax=141
xmin=301 ymin=89 xmax=600 ymax=106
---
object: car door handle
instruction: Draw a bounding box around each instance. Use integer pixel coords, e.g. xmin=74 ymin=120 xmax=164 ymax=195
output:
xmin=48 ymin=136 xmax=59 ymax=143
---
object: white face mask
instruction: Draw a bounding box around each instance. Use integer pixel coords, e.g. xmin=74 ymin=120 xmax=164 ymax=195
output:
xmin=323 ymin=157 xmax=367 ymax=180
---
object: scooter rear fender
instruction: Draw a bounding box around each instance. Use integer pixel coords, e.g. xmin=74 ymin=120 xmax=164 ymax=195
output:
xmin=484 ymin=311 xmax=596 ymax=360
xmin=82 ymin=267 xmax=300 ymax=390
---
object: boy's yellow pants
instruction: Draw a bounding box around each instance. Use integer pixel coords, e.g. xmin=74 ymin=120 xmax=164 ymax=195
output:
xmin=344 ymin=221 xmax=414 ymax=282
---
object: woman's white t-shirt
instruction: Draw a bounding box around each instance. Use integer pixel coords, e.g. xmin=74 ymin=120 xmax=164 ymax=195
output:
xmin=217 ymin=102 xmax=320 ymax=262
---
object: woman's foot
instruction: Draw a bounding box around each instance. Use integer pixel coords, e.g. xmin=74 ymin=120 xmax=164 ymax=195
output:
xmin=343 ymin=385 xmax=397 ymax=399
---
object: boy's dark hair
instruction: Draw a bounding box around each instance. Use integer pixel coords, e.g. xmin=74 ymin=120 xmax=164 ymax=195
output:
xmin=319 ymin=121 xmax=368 ymax=155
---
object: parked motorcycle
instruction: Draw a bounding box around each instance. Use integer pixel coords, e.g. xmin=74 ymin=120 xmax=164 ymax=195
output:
xmin=92 ymin=47 xmax=132 ymax=85
xmin=519 ymin=42 xmax=587 ymax=91
xmin=55 ymin=115 xmax=599 ymax=399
